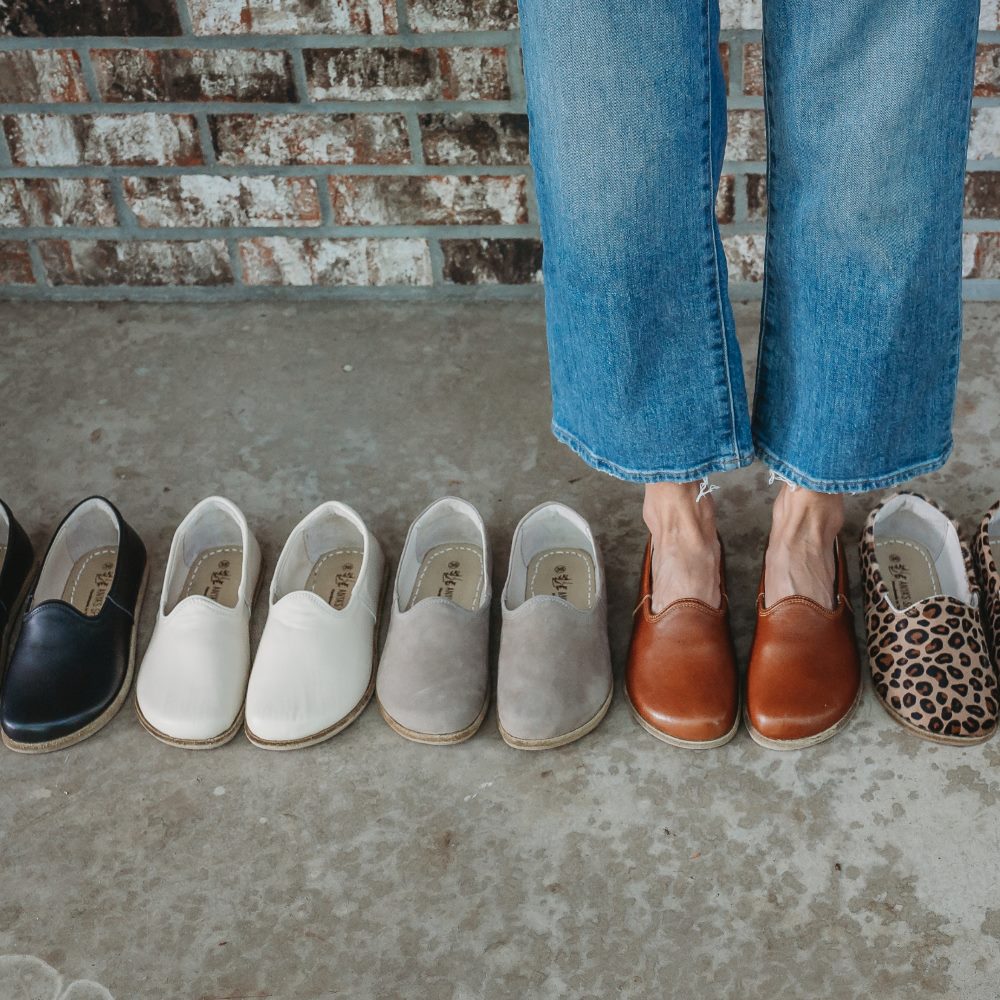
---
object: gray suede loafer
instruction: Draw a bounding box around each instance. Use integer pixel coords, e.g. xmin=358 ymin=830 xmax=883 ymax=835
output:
xmin=497 ymin=502 xmax=613 ymax=750
xmin=376 ymin=497 xmax=491 ymax=744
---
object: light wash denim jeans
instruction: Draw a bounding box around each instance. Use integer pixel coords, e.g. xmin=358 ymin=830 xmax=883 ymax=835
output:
xmin=518 ymin=0 xmax=979 ymax=492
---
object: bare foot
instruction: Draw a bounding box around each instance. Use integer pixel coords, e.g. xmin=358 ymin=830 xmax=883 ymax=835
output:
xmin=764 ymin=484 xmax=844 ymax=609
xmin=643 ymin=481 xmax=722 ymax=612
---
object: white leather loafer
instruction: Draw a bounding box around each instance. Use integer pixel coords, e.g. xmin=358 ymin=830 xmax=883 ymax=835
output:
xmin=244 ymin=501 xmax=385 ymax=750
xmin=135 ymin=496 xmax=262 ymax=749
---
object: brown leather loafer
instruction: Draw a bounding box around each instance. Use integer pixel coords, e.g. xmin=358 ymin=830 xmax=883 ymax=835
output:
xmin=745 ymin=538 xmax=861 ymax=750
xmin=624 ymin=538 xmax=739 ymax=749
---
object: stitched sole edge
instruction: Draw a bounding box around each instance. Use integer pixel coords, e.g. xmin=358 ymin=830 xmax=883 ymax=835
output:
xmin=377 ymin=693 xmax=489 ymax=746
xmin=744 ymin=682 xmax=863 ymax=751
xmin=498 ymin=683 xmax=613 ymax=751
xmin=3 ymin=562 xmax=149 ymax=755
xmin=623 ymin=686 xmax=741 ymax=749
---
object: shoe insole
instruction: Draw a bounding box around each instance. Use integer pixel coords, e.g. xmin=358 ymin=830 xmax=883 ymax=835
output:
xmin=407 ymin=543 xmax=484 ymax=611
xmin=526 ymin=547 xmax=595 ymax=611
xmin=62 ymin=546 xmax=119 ymax=617
xmin=875 ymin=538 xmax=942 ymax=610
xmin=181 ymin=545 xmax=243 ymax=608
xmin=305 ymin=547 xmax=363 ymax=610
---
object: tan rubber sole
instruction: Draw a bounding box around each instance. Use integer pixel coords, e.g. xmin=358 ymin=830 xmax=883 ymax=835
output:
xmin=498 ymin=683 xmax=613 ymax=751
xmin=623 ymin=686 xmax=741 ymax=749
xmin=873 ymin=686 xmax=998 ymax=747
xmin=3 ymin=562 xmax=150 ymax=755
xmin=744 ymin=682 xmax=863 ymax=751
xmin=244 ymin=558 xmax=389 ymax=751
xmin=377 ymin=693 xmax=489 ymax=746
xmin=134 ymin=561 xmax=266 ymax=751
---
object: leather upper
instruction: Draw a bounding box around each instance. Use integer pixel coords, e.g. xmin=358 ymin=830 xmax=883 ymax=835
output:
xmin=246 ymin=502 xmax=384 ymax=743
xmin=625 ymin=538 xmax=739 ymax=744
xmin=135 ymin=496 xmax=261 ymax=743
xmin=0 ymin=499 xmax=35 ymax=639
xmin=1 ymin=497 xmax=146 ymax=746
xmin=746 ymin=538 xmax=861 ymax=742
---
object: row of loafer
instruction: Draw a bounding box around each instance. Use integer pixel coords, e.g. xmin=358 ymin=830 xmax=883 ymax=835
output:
xmin=0 ymin=494 xmax=614 ymax=753
xmin=625 ymin=491 xmax=1000 ymax=752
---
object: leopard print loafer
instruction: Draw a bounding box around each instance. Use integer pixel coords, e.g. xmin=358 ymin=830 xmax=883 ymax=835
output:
xmin=974 ymin=499 xmax=1000 ymax=659
xmin=860 ymin=492 xmax=998 ymax=745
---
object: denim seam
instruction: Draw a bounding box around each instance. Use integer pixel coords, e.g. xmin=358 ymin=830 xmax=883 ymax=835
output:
xmin=553 ymin=421 xmax=753 ymax=484
xmin=753 ymin=435 xmax=953 ymax=494
xmin=702 ymin=0 xmax=747 ymax=466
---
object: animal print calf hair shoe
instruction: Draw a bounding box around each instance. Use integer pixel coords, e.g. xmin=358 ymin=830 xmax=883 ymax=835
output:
xmin=973 ymin=499 xmax=1000 ymax=666
xmin=860 ymin=492 xmax=998 ymax=745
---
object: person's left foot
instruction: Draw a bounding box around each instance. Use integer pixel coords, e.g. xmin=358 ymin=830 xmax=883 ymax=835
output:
xmin=764 ymin=485 xmax=843 ymax=608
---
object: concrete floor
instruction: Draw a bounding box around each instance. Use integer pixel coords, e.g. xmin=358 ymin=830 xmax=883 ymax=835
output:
xmin=0 ymin=300 xmax=998 ymax=999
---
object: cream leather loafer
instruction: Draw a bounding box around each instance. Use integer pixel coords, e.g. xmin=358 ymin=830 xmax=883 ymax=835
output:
xmin=244 ymin=501 xmax=385 ymax=750
xmin=135 ymin=496 xmax=262 ymax=749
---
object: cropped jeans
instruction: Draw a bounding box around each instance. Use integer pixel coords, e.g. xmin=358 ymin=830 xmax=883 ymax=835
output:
xmin=517 ymin=0 xmax=980 ymax=493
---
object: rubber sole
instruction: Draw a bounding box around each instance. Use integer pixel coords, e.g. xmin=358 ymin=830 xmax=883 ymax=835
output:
xmin=377 ymin=693 xmax=489 ymax=746
xmin=134 ymin=561 xmax=266 ymax=751
xmin=744 ymin=682 xmax=863 ymax=751
xmin=498 ymin=683 xmax=613 ymax=751
xmin=3 ymin=562 xmax=150 ymax=755
xmin=243 ymin=558 xmax=390 ymax=751
xmin=623 ymin=686 xmax=741 ymax=749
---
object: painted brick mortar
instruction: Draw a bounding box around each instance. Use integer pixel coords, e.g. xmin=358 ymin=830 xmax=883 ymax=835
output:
xmin=0 ymin=0 xmax=998 ymax=298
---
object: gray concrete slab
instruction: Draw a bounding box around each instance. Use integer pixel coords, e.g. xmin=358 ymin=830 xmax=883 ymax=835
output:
xmin=0 ymin=299 xmax=998 ymax=999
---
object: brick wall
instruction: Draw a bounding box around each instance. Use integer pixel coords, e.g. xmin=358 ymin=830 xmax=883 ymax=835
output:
xmin=1 ymin=0 xmax=999 ymax=299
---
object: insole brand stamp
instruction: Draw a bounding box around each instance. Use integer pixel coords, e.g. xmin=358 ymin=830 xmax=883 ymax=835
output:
xmin=64 ymin=547 xmax=119 ymax=617
xmin=330 ymin=561 xmax=357 ymax=610
xmin=886 ymin=552 xmax=913 ymax=608
xmin=550 ymin=564 xmax=571 ymax=600
xmin=85 ymin=558 xmax=116 ymax=615
xmin=438 ymin=560 xmax=463 ymax=600
xmin=204 ymin=559 xmax=231 ymax=602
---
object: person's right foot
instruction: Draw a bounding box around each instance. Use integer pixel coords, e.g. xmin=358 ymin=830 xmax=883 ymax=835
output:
xmin=643 ymin=481 xmax=722 ymax=612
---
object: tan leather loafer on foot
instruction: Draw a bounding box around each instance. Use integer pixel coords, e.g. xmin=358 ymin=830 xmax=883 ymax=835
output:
xmin=745 ymin=538 xmax=861 ymax=750
xmin=624 ymin=538 xmax=740 ymax=749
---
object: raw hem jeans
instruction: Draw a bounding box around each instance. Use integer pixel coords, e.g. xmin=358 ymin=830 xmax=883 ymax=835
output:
xmin=518 ymin=0 xmax=979 ymax=493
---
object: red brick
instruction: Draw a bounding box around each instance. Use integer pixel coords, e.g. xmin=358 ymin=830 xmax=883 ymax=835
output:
xmin=719 ymin=43 xmax=730 ymax=94
xmin=0 ymin=178 xmax=117 ymax=226
xmin=975 ymin=45 xmax=1000 ymax=98
xmin=743 ymin=42 xmax=763 ymax=96
xmin=746 ymin=173 xmax=767 ymax=221
xmin=1 ymin=0 xmax=182 ymax=36
xmin=39 ymin=239 xmax=231 ymax=285
xmin=408 ymin=0 xmax=517 ymax=31
xmin=4 ymin=113 xmax=202 ymax=166
xmin=964 ymin=173 xmax=1000 ymax=220
xmin=124 ymin=176 xmax=321 ymax=227
xmin=0 ymin=242 xmax=35 ymax=284
xmin=305 ymin=47 xmax=509 ymax=101
xmin=210 ymin=113 xmax=410 ymax=165
xmin=420 ymin=113 xmax=528 ymax=166
xmin=328 ymin=175 xmax=527 ymax=225
xmin=92 ymin=49 xmax=296 ymax=102
xmin=720 ymin=0 xmax=761 ymax=29
xmin=0 ymin=51 xmax=88 ymax=102
xmin=441 ymin=238 xmax=542 ymax=284
xmin=723 ymin=234 xmax=765 ymax=281
xmin=240 ymin=237 xmax=432 ymax=286
xmin=188 ymin=0 xmax=398 ymax=34
xmin=716 ymin=175 xmax=735 ymax=225
xmin=964 ymin=232 xmax=1000 ymax=279
xmin=725 ymin=110 xmax=766 ymax=162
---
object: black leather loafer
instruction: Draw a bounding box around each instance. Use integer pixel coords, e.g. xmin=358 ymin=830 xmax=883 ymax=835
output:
xmin=0 ymin=499 xmax=35 ymax=666
xmin=1 ymin=497 xmax=147 ymax=753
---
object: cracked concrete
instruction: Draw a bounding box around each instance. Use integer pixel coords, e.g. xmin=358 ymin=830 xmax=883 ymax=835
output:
xmin=0 ymin=300 xmax=998 ymax=999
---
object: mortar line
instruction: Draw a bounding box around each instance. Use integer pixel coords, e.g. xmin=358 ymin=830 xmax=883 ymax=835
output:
xmin=173 ymin=0 xmax=196 ymax=35
xmin=0 ymin=126 xmax=11 ymax=168
xmin=0 ymin=99 xmax=528 ymax=113
xmin=0 ymin=164 xmax=536 ymax=178
xmin=288 ymin=48 xmax=312 ymax=103
xmin=194 ymin=111 xmax=217 ymax=165
xmin=25 ymin=241 xmax=47 ymax=286
xmin=316 ymin=172 xmax=335 ymax=225
xmin=405 ymin=111 xmax=425 ymax=166
xmin=395 ymin=0 xmax=412 ymax=36
xmin=227 ymin=237 xmax=245 ymax=284
xmin=75 ymin=47 xmax=103 ymax=101
xmin=427 ymin=236 xmax=446 ymax=285
xmin=727 ymin=35 xmax=743 ymax=96
xmin=506 ymin=38 xmax=525 ymax=102
xmin=108 ymin=174 xmax=139 ymax=229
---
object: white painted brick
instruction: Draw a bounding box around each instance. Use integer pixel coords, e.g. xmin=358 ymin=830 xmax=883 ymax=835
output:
xmin=188 ymin=0 xmax=398 ymax=35
xmin=723 ymin=234 xmax=765 ymax=282
xmin=969 ymin=108 xmax=1000 ymax=160
xmin=719 ymin=0 xmax=761 ymax=30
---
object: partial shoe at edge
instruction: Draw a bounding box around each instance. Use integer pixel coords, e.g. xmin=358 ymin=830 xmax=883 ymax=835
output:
xmin=135 ymin=495 xmax=261 ymax=749
xmin=497 ymin=502 xmax=613 ymax=750
xmin=245 ymin=501 xmax=385 ymax=749
xmin=746 ymin=537 xmax=861 ymax=750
